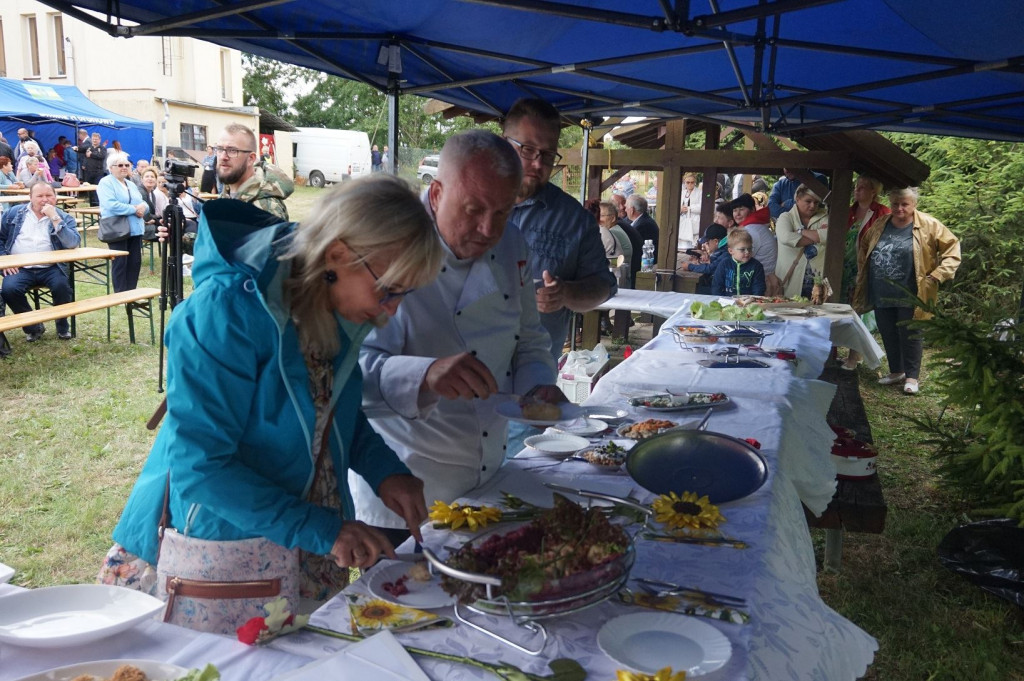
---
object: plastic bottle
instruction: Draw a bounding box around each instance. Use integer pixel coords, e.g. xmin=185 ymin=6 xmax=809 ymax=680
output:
xmin=641 ymin=240 xmax=655 ymax=272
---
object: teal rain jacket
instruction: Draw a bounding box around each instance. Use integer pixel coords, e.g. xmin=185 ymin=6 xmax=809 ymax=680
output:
xmin=112 ymin=200 xmax=410 ymax=565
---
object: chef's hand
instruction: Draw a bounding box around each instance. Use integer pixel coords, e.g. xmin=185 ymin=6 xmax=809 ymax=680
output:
xmin=329 ymin=521 xmax=395 ymax=569
xmin=377 ymin=474 xmax=427 ymax=544
xmin=535 ymin=270 xmax=566 ymax=313
xmin=522 ymin=384 xmax=569 ymax=404
xmin=423 ymin=351 xmax=499 ymax=400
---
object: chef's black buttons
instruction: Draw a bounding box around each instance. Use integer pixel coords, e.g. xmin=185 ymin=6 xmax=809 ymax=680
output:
xmin=504 ymin=294 xmax=509 ymax=300
xmin=482 ymin=431 xmax=488 ymax=437
xmin=470 ymin=349 xmax=477 ymax=356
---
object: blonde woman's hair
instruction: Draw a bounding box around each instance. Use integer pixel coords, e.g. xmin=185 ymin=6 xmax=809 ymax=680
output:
xmin=793 ymin=184 xmax=822 ymax=202
xmin=282 ymin=174 xmax=442 ymax=356
xmin=856 ymin=175 xmax=884 ymax=200
xmin=751 ymin=190 xmax=769 ymax=207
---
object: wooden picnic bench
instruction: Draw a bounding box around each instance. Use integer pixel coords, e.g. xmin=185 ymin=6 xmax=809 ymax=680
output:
xmin=0 ymin=287 xmax=160 ymax=344
xmin=806 ymin=364 xmax=888 ymax=571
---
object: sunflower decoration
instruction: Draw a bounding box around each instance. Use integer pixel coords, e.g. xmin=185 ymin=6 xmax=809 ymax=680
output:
xmin=350 ymin=599 xmax=407 ymax=630
xmin=429 ymin=500 xmax=502 ymax=530
xmin=650 ymin=491 xmax=724 ymax=533
xmin=617 ymin=667 xmax=687 ymax=681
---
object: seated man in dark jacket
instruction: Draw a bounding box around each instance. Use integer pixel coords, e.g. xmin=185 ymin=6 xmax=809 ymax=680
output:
xmin=0 ymin=182 xmax=81 ymax=341
xmin=681 ymin=224 xmax=728 ymax=295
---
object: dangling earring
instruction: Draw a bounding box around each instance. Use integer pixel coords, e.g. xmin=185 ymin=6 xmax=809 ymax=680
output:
xmin=322 ymin=270 xmax=338 ymax=284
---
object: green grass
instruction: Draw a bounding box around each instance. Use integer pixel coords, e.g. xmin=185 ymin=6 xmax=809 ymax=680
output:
xmin=2 ymin=186 xmax=1022 ymax=677
xmin=814 ymin=352 xmax=1024 ymax=680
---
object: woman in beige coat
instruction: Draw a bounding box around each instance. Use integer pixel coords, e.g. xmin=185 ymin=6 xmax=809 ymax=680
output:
xmin=853 ymin=187 xmax=961 ymax=394
xmin=774 ymin=184 xmax=828 ymax=299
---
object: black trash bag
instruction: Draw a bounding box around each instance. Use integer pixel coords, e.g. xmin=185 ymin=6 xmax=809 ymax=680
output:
xmin=938 ymin=518 xmax=1024 ymax=607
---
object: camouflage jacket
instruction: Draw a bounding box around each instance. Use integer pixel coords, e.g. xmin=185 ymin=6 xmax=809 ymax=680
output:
xmin=221 ymin=163 xmax=293 ymax=221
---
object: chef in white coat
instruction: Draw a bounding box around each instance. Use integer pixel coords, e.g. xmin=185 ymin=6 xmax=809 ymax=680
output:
xmin=350 ymin=130 xmax=557 ymax=538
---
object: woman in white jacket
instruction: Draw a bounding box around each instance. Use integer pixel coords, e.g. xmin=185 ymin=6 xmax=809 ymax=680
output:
xmin=677 ymin=172 xmax=702 ymax=248
xmin=774 ymin=184 xmax=828 ymax=299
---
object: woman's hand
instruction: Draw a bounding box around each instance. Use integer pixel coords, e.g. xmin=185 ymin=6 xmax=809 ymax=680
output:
xmin=329 ymin=521 xmax=396 ymax=568
xmin=377 ymin=474 xmax=427 ymax=543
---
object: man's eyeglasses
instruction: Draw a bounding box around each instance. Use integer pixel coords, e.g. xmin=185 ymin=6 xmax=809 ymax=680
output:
xmin=212 ymin=146 xmax=254 ymax=158
xmin=363 ymin=261 xmax=415 ymax=305
xmin=504 ymin=137 xmax=562 ymax=167
xmin=113 ymin=163 xmax=132 ymax=168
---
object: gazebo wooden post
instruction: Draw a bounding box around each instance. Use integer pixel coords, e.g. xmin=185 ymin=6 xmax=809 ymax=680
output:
xmin=824 ymin=169 xmax=853 ymax=302
xmin=698 ymin=124 xmax=722 ymax=240
xmin=656 ymin=120 xmax=685 ymax=271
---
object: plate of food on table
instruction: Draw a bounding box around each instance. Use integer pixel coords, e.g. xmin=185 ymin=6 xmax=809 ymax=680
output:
xmin=571 ymin=440 xmax=632 ymax=471
xmin=627 ymin=392 xmax=729 ymax=411
xmin=367 ymin=559 xmax=455 ymax=609
xmin=496 ymin=397 xmax=584 ymax=426
xmin=617 ymin=419 xmax=679 ymax=440
xmin=12 ymin=660 xmax=215 ymax=681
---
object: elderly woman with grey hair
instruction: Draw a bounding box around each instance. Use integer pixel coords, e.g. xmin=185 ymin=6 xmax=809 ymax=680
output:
xmin=15 ymin=141 xmax=53 ymax=183
xmin=100 ymin=176 xmax=443 ymax=634
xmin=97 ymin=150 xmax=147 ymax=291
xmin=853 ymin=187 xmax=961 ymax=394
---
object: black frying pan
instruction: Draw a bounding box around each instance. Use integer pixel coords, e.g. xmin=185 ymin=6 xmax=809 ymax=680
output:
xmin=626 ymin=429 xmax=769 ymax=503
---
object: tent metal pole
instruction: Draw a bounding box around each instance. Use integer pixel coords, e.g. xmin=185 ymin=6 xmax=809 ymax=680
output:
xmin=579 ymin=124 xmax=591 ymax=205
xmin=386 ymin=75 xmax=399 ymax=175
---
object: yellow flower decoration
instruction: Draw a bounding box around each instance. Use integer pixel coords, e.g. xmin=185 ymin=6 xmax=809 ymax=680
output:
xmin=616 ymin=667 xmax=686 ymax=681
xmin=351 ymin=599 xmax=405 ymax=629
xmin=429 ymin=500 xmax=502 ymax=530
xmin=650 ymin=491 xmax=724 ymax=532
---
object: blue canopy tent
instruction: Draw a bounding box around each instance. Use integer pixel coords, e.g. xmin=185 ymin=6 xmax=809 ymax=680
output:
xmin=0 ymin=77 xmax=153 ymax=167
xmin=33 ymin=0 xmax=1024 ymax=142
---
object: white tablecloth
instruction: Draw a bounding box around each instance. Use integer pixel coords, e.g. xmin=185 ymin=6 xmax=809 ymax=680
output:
xmin=0 ymin=311 xmax=876 ymax=681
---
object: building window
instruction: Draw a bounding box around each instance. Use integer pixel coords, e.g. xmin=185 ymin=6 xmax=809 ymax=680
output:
xmin=220 ymin=49 xmax=232 ymax=100
xmin=24 ymin=15 xmax=40 ymax=78
xmin=0 ymin=20 xmax=7 ymax=78
xmin=50 ymin=14 xmax=66 ymax=76
xmin=161 ymin=36 xmax=172 ymax=76
xmin=180 ymin=124 xmax=207 ymax=151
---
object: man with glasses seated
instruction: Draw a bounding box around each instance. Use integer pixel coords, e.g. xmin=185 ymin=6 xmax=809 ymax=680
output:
xmin=349 ymin=130 xmax=559 ymax=546
xmin=215 ymin=123 xmax=293 ymax=221
xmin=502 ymin=98 xmax=616 ymax=360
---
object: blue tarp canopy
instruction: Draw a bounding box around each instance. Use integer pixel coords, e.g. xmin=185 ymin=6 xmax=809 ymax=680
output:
xmin=38 ymin=0 xmax=1024 ymax=141
xmin=0 ymin=77 xmax=153 ymax=164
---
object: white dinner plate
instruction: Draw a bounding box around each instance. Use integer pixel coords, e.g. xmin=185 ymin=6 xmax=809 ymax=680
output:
xmin=0 ymin=584 xmax=165 ymax=648
xmin=551 ymin=418 xmax=608 ymax=436
xmin=366 ymin=560 xmax=455 ymax=609
xmin=495 ymin=401 xmax=584 ymax=425
xmin=582 ymin=406 xmax=630 ymax=424
xmin=597 ymin=612 xmax=732 ymax=676
xmin=771 ymin=306 xmax=816 ymax=317
xmin=0 ymin=561 xmax=14 ymax=584
xmin=522 ymin=432 xmax=590 ymax=457
xmin=14 ymin=659 xmax=189 ymax=681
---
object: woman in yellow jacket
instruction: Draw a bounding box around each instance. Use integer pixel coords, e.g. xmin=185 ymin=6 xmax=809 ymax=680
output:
xmin=853 ymin=187 xmax=961 ymax=394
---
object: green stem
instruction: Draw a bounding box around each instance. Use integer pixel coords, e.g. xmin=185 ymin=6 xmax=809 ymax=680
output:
xmin=302 ymin=624 xmax=547 ymax=681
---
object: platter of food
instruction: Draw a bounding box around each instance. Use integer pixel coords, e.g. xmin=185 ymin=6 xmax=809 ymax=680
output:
xmin=521 ymin=432 xmax=590 ymax=457
xmin=425 ymin=496 xmax=634 ymax=620
xmin=0 ymin=584 xmax=165 ymax=648
xmin=688 ymin=300 xmax=766 ymax=321
xmin=495 ymin=400 xmax=584 ymax=426
xmin=13 ymin=660 xmax=194 ymax=681
xmin=627 ymin=392 xmax=729 ymax=412
xmin=734 ymin=295 xmax=811 ymax=309
xmin=617 ymin=419 xmax=678 ymax=440
xmin=673 ymin=325 xmax=772 ymax=345
xmin=572 ymin=441 xmax=630 ymax=471
xmin=597 ymin=612 xmax=732 ymax=676
xmin=366 ymin=560 xmax=455 ymax=609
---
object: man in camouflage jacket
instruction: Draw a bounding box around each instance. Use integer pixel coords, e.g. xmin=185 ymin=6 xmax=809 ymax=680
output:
xmin=215 ymin=123 xmax=293 ymax=221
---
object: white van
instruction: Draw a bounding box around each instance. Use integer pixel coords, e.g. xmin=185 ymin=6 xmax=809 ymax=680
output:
xmin=291 ymin=127 xmax=371 ymax=187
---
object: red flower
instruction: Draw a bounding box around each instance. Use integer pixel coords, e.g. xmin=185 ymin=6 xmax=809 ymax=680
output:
xmin=236 ymin=616 xmax=267 ymax=645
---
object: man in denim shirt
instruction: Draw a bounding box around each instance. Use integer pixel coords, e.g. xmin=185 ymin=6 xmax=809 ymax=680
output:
xmin=503 ymin=98 xmax=616 ymax=359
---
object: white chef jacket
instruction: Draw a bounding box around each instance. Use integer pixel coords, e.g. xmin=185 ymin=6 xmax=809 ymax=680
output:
xmin=349 ymin=222 xmax=556 ymax=528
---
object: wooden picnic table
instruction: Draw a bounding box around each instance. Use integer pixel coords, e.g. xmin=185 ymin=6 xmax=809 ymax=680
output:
xmin=0 ymin=183 xmax=98 ymax=195
xmin=0 ymin=195 xmax=30 ymax=205
xmin=0 ymin=247 xmax=127 ymax=339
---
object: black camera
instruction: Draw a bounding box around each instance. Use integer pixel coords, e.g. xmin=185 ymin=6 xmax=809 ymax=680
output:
xmin=164 ymin=159 xmax=196 ymax=196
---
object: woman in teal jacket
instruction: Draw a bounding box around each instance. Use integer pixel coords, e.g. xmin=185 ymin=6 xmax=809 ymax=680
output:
xmin=101 ymin=176 xmax=442 ymax=627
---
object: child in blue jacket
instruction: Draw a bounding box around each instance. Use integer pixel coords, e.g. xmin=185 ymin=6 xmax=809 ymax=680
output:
xmin=712 ymin=228 xmax=766 ymax=296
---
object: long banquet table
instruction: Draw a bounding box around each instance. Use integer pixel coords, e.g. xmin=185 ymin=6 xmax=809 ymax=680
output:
xmin=1 ymin=304 xmax=878 ymax=681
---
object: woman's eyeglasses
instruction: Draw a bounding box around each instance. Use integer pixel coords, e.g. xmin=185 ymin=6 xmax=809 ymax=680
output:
xmin=362 ymin=261 xmax=415 ymax=305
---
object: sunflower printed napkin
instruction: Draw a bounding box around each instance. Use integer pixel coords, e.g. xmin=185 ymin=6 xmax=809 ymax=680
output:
xmin=345 ymin=593 xmax=452 ymax=635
